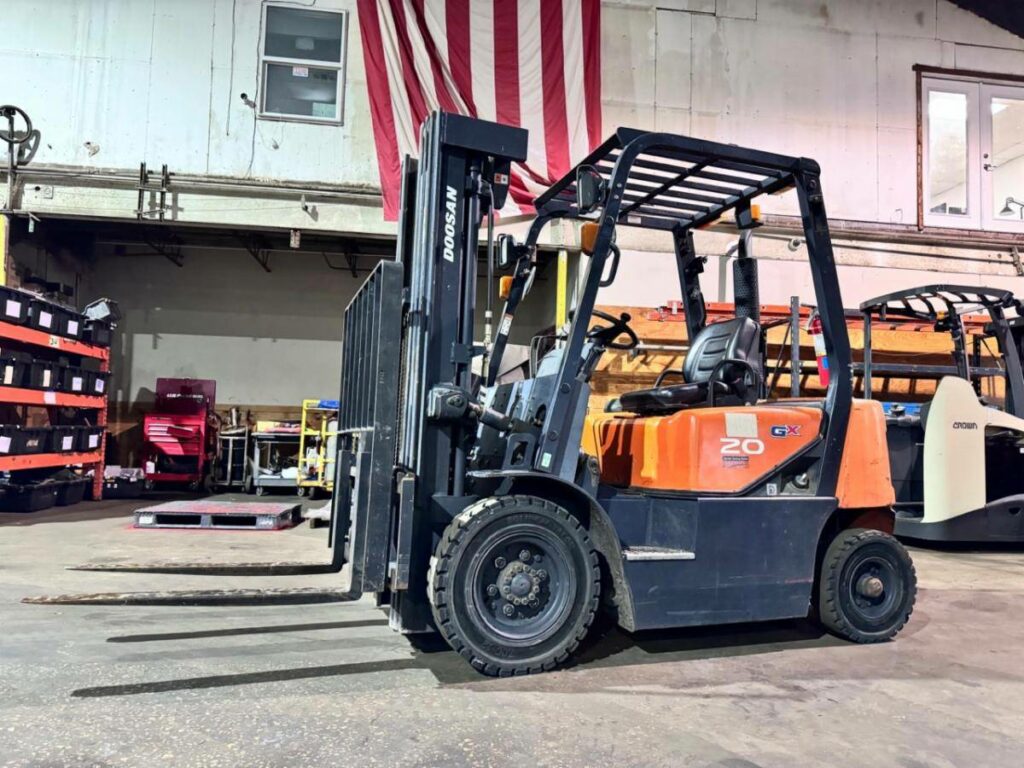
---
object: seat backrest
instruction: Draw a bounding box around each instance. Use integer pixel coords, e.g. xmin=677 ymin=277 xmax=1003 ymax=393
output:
xmin=683 ymin=317 xmax=761 ymax=384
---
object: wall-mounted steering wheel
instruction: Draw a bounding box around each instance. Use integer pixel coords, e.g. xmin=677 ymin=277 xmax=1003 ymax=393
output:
xmin=0 ymin=105 xmax=40 ymax=166
xmin=586 ymin=309 xmax=639 ymax=350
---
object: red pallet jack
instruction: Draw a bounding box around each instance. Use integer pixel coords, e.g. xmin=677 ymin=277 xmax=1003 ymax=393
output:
xmin=141 ymin=378 xmax=218 ymax=490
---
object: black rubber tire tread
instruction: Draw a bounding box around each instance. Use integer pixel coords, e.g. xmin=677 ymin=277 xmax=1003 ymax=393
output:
xmin=818 ymin=527 xmax=916 ymax=643
xmin=428 ymin=494 xmax=600 ymax=677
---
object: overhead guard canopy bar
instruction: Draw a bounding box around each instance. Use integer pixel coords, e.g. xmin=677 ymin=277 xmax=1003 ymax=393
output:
xmin=534 ymin=129 xmax=809 ymax=233
xmin=859 ymin=285 xmax=1017 ymax=323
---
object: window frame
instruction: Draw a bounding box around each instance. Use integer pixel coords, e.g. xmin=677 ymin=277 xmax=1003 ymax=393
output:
xmin=258 ymin=4 xmax=348 ymax=126
xmin=921 ymin=78 xmax=979 ymax=229
xmin=916 ymin=65 xmax=1024 ymax=234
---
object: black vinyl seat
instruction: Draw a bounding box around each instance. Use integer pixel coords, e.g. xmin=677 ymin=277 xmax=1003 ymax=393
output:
xmin=614 ymin=317 xmax=762 ymax=416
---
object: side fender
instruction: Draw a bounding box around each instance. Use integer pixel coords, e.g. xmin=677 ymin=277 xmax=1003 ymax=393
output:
xmin=470 ymin=470 xmax=637 ymax=632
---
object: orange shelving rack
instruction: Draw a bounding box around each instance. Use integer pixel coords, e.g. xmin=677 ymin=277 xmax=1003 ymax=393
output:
xmin=0 ymin=319 xmax=110 ymax=499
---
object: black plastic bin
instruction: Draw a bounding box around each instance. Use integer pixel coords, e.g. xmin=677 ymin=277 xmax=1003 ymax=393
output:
xmin=75 ymin=426 xmax=105 ymax=453
xmin=56 ymin=478 xmax=88 ymax=506
xmin=83 ymin=319 xmax=112 ymax=347
xmin=26 ymin=299 xmax=59 ymax=333
xmin=49 ymin=426 xmax=78 ymax=453
xmin=84 ymin=370 xmax=109 ymax=397
xmin=59 ymin=309 xmax=84 ymax=340
xmin=10 ymin=426 xmax=50 ymax=455
xmin=0 ymin=286 xmax=29 ymax=325
xmin=92 ymin=477 xmax=143 ymax=500
xmin=60 ymin=365 xmax=87 ymax=394
xmin=26 ymin=359 xmax=59 ymax=390
xmin=0 ymin=351 xmax=29 ymax=388
xmin=0 ymin=481 xmax=60 ymax=513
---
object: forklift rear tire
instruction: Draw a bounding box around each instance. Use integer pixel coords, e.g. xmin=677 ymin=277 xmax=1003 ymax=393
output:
xmin=429 ymin=495 xmax=600 ymax=676
xmin=818 ymin=528 xmax=916 ymax=643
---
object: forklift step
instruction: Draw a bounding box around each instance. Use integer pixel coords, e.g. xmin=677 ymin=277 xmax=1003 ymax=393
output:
xmin=133 ymin=501 xmax=301 ymax=530
xmin=622 ymin=546 xmax=696 ymax=562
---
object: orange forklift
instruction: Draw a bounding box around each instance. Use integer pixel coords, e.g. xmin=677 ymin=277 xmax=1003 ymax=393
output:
xmin=332 ymin=114 xmax=917 ymax=676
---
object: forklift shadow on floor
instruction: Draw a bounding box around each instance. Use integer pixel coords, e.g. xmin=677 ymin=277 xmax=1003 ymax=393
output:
xmin=74 ymin=612 xmax=858 ymax=698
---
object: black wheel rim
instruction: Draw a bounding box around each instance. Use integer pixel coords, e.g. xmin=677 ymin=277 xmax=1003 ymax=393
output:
xmin=464 ymin=523 xmax=577 ymax=647
xmin=843 ymin=549 xmax=902 ymax=628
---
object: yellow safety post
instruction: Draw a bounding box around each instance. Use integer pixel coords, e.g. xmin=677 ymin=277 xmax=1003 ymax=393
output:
xmin=556 ymin=248 xmax=568 ymax=329
xmin=0 ymin=214 xmax=8 ymax=286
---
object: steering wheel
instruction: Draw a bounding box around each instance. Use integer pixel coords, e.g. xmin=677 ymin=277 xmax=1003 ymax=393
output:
xmin=587 ymin=309 xmax=639 ymax=351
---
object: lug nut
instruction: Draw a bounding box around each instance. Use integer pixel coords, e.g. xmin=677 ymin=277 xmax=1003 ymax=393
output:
xmin=502 ymin=604 xmax=515 ymax=617
xmin=494 ymin=556 xmax=506 ymax=568
xmin=533 ymin=554 xmax=542 ymax=563
xmin=486 ymin=584 xmax=499 ymax=597
xmin=519 ymin=549 xmax=531 ymax=562
xmin=536 ymin=569 xmax=547 ymax=581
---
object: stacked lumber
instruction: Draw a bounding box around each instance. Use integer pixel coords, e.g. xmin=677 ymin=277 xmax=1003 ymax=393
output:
xmin=590 ymin=304 xmax=1003 ymax=411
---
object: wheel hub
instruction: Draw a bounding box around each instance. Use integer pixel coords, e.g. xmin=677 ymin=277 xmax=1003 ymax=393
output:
xmin=497 ymin=559 xmax=545 ymax=607
xmin=857 ymin=574 xmax=885 ymax=599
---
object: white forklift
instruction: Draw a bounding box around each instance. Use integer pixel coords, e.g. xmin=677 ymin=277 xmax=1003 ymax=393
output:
xmin=858 ymin=285 xmax=1024 ymax=543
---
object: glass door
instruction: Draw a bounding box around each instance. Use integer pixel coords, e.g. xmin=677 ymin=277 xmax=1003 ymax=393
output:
xmin=981 ymin=83 xmax=1024 ymax=232
xmin=923 ymin=79 xmax=979 ymax=229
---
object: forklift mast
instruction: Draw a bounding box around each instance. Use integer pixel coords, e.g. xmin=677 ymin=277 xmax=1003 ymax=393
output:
xmin=333 ymin=113 xmax=527 ymax=630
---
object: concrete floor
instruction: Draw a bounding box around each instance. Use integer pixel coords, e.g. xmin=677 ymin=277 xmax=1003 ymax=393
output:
xmin=1 ymin=498 xmax=1023 ymax=768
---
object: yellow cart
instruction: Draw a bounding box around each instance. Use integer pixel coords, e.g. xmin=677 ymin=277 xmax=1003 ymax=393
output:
xmin=297 ymin=398 xmax=339 ymax=499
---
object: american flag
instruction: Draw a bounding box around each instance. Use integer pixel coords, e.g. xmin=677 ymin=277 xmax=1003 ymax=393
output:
xmin=357 ymin=0 xmax=602 ymax=219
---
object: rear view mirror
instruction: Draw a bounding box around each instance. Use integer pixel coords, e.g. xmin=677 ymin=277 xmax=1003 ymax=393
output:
xmin=576 ymin=165 xmax=606 ymax=214
xmin=497 ymin=234 xmax=516 ymax=269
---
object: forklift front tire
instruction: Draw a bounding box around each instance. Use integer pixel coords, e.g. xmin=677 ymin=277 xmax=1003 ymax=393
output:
xmin=818 ymin=528 xmax=916 ymax=644
xmin=429 ymin=495 xmax=600 ymax=676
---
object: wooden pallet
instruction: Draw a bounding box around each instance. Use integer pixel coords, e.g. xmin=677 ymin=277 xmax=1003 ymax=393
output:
xmin=133 ymin=500 xmax=301 ymax=530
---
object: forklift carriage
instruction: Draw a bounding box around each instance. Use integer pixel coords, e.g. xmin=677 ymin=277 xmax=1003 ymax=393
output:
xmin=331 ymin=112 xmax=916 ymax=676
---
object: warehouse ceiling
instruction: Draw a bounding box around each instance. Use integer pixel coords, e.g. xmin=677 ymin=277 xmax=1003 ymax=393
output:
xmin=950 ymin=1 xmax=1024 ymax=38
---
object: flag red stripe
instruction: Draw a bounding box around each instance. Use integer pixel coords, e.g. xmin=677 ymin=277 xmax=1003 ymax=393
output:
xmin=581 ymin=0 xmax=601 ymax=148
xmin=388 ymin=0 xmax=431 ymax=127
xmin=540 ymin=0 xmax=570 ymax=179
xmin=410 ymin=0 xmax=460 ymax=114
xmin=446 ymin=0 xmax=476 ymax=115
xmin=357 ymin=0 xmax=402 ymax=220
xmin=492 ymin=0 xmax=520 ymax=128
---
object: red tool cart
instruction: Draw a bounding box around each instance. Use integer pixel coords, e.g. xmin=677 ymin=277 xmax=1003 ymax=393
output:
xmin=141 ymin=378 xmax=217 ymax=490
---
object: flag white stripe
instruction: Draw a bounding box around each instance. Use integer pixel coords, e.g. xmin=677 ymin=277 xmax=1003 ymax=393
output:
xmin=424 ymin=0 xmax=448 ymax=69
xmin=517 ymin=0 xmax=548 ymax=178
xmin=403 ymin=0 xmax=439 ymax=111
xmin=376 ymin=0 xmax=417 ymax=159
xmin=562 ymin=0 xmax=589 ymax=165
xmin=425 ymin=0 xmax=471 ymax=113
xmin=470 ymin=1 xmax=496 ymax=122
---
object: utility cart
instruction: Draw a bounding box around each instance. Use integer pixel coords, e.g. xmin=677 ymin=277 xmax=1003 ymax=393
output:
xmin=297 ymin=399 xmax=339 ymax=498
xmin=209 ymin=425 xmax=250 ymax=491
xmin=248 ymin=426 xmax=301 ymax=496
